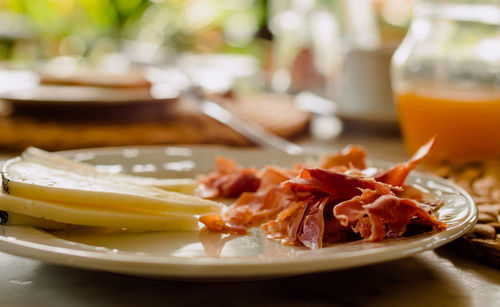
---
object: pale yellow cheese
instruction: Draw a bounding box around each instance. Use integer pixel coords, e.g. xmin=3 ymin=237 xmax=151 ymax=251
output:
xmin=1 ymin=211 xmax=72 ymax=230
xmin=0 ymin=192 xmax=199 ymax=231
xmin=1 ymin=157 xmax=222 ymax=215
xmin=21 ymin=147 xmax=196 ymax=194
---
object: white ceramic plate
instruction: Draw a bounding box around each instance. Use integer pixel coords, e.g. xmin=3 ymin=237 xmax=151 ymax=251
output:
xmin=337 ymin=106 xmax=398 ymax=126
xmin=0 ymin=85 xmax=178 ymax=105
xmin=0 ymin=146 xmax=477 ymax=280
xmin=0 ymin=70 xmax=178 ymax=106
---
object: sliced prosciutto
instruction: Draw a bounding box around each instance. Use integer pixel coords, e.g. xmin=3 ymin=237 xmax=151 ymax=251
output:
xmin=320 ymin=145 xmax=367 ymax=170
xmin=334 ymin=189 xmax=382 ymax=227
xmin=198 ymin=137 xmax=446 ymax=249
xmin=199 ymin=213 xmax=246 ymax=234
xmin=200 ymin=164 xmax=297 ymax=233
xmin=297 ymin=197 xmax=330 ymax=249
xmin=223 ymin=186 xmax=294 ymax=227
xmin=261 ymin=198 xmax=310 ymax=244
xmin=375 ymin=136 xmax=436 ymax=187
xmin=196 ymin=156 xmax=261 ymax=199
xmin=285 ymin=168 xmax=395 ymax=198
xmin=361 ymin=195 xmax=446 ymax=241
xmin=258 ymin=166 xmax=297 ymax=191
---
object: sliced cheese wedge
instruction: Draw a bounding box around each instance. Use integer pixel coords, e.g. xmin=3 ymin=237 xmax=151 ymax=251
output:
xmin=21 ymin=147 xmax=196 ymax=194
xmin=0 ymin=210 xmax=72 ymax=230
xmin=2 ymin=157 xmax=222 ymax=215
xmin=0 ymin=192 xmax=199 ymax=231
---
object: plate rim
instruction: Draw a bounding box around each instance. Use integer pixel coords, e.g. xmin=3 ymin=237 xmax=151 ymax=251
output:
xmin=0 ymin=85 xmax=178 ymax=105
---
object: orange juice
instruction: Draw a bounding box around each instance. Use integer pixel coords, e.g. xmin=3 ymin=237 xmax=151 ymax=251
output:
xmin=396 ymin=86 xmax=500 ymax=162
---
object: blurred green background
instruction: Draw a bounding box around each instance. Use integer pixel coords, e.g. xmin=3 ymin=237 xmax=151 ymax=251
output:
xmin=0 ymin=0 xmax=269 ymax=63
xmin=0 ymin=0 xmax=412 ymax=65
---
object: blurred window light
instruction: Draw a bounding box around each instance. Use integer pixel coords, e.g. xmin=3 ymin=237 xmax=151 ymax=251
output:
xmin=43 ymin=56 xmax=80 ymax=77
xmin=345 ymin=0 xmax=381 ymax=49
xmin=412 ymin=19 xmax=431 ymax=40
xmin=291 ymin=0 xmax=315 ymax=12
xmin=270 ymin=10 xmax=302 ymax=34
xmin=221 ymin=0 xmax=255 ymax=10
xmin=146 ymin=67 xmax=191 ymax=91
xmin=271 ymin=68 xmax=291 ymax=93
xmin=137 ymin=7 xmax=174 ymax=44
xmin=224 ymin=12 xmax=258 ymax=47
xmin=183 ymin=0 xmax=219 ymax=31
xmin=194 ymin=68 xmax=233 ymax=93
xmin=381 ymin=0 xmax=412 ymax=27
xmin=150 ymin=83 xmax=180 ymax=99
xmin=88 ymin=37 xmax=118 ymax=61
xmin=477 ymin=38 xmax=500 ymax=62
xmin=59 ymin=35 xmax=86 ymax=56
xmin=310 ymin=9 xmax=341 ymax=77
xmin=0 ymin=11 xmax=33 ymax=39
xmin=415 ymin=1 xmax=500 ymax=25
xmin=98 ymin=53 xmax=131 ymax=74
xmin=0 ymin=70 xmax=39 ymax=93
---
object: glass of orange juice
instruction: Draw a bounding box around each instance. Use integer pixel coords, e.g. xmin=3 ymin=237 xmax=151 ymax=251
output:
xmin=391 ymin=0 xmax=500 ymax=163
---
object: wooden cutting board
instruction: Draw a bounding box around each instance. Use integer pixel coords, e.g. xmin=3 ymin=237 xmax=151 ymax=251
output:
xmin=0 ymin=93 xmax=310 ymax=151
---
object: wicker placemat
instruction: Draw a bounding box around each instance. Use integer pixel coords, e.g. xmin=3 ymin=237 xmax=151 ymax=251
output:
xmin=0 ymin=93 xmax=310 ymax=151
xmin=432 ymin=161 xmax=500 ymax=267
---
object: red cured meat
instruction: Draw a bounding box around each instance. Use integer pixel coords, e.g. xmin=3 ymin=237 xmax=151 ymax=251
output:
xmin=258 ymin=166 xmax=297 ymax=191
xmin=285 ymin=168 xmax=394 ymax=198
xmin=197 ymin=156 xmax=261 ymax=199
xmin=198 ymin=138 xmax=446 ymax=249
xmin=362 ymin=194 xmax=446 ymax=241
xmin=199 ymin=213 xmax=247 ymax=234
xmin=334 ymin=189 xmax=382 ymax=227
xmin=323 ymin=215 xmax=355 ymax=243
xmin=223 ymin=187 xmax=294 ymax=227
xmin=320 ymin=145 xmax=367 ymax=170
xmin=298 ymin=197 xmax=330 ymax=249
xmin=261 ymin=199 xmax=309 ymax=245
xmin=375 ymin=137 xmax=436 ymax=187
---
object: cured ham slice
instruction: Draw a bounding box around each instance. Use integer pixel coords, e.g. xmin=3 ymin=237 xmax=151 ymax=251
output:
xmin=362 ymin=195 xmax=446 ymax=241
xmin=320 ymin=145 xmax=367 ymax=170
xmin=198 ymin=137 xmax=446 ymax=249
xmin=258 ymin=166 xmax=297 ymax=191
xmin=262 ymin=196 xmax=338 ymax=249
xmin=375 ymin=137 xmax=436 ymax=187
xmin=261 ymin=198 xmax=309 ymax=244
xmin=200 ymin=165 xmax=299 ymax=233
xmin=323 ymin=214 xmax=355 ymax=243
xmin=224 ymin=187 xmax=294 ymax=227
xmin=199 ymin=213 xmax=246 ymax=234
xmin=298 ymin=197 xmax=330 ymax=249
xmin=285 ymin=168 xmax=395 ymax=198
xmin=334 ymin=189 xmax=382 ymax=227
xmin=196 ymin=156 xmax=260 ymax=199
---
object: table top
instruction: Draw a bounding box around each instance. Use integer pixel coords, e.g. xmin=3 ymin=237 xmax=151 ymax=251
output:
xmin=0 ymin=128 xmax=499 ymax=307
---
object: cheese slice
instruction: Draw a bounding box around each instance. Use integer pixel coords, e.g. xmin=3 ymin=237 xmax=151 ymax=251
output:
xmin=1 ymin=157 xmax=222 ymax=215
xmin=0 ymin=192 xmax=199 ymax=231
xmin=0 ymin=210 xmax=72 ymax=230
xmin=21 ymin=147 xmax=196 ymax=194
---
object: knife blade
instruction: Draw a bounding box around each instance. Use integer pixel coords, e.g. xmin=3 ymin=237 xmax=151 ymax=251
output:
xmin=185 ymin=89 xmax=306 ymax=155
